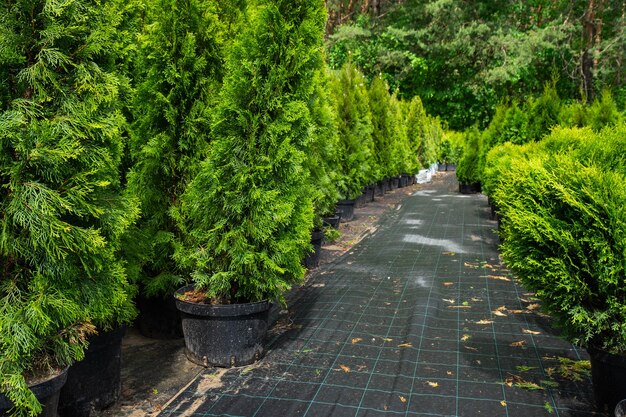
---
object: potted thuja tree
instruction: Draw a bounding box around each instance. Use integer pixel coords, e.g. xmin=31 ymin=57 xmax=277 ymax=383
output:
xmin=0 ymin=0 xmax=138 ymax=415
xmin=172 ymin=0 xmax=326 ymax=367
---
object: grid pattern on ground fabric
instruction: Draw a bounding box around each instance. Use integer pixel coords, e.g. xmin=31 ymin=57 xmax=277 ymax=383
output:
xmin=158 ymin=174 xmax=601 ymax=417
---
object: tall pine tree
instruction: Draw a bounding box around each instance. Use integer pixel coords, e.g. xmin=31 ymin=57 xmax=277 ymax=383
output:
xmin=0 ymin=1 xmax=138 ymax=415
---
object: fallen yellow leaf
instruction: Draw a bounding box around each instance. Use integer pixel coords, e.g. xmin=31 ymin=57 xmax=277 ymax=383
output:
xmin=351 ymin=338 xmax=362 ymax=344
xmin=522 ymin=329 xmax=541 ymax=335
xmin=461 ymin=334 xmax=471 ymax=341
xmin=480 ymin=275 xmax=511 ymax=281
xmin=383 ymin=338 xmax=393 ymax=342
xmin=476 ymin=319 xmax=493 ymax=325
xmin=398 ymin=343 xmax=413 ymax=348
xmin=501 ymin=400 xmax=507 ymax=407
xmin=447 ymin=371 xmax=454 ymax=376
xmin=339 ymin=365 xmax=350 ymax=373
xmin=526 ymin=303 xmax=541 ymax=311
xmin=442 ymin=298 xmax=456 ymax=304
xmin=427 ymin=381 xmax=439 ymax=388
xmin=493 ymin=310 xmax=507 ymax=317
xmin=510 ymin=340 xmax=526 ymax=347
xmin=464 ymin=345 xmax=478 ymax=352
xmin=399 ymin=396 xmax=407 ymax=403
xmin=448 ymin=305 xmax=472 ymax=309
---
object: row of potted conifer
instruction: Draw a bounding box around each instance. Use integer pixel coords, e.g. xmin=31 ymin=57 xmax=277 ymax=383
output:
xmin=0 ymin=0 xmax=443 ymax=416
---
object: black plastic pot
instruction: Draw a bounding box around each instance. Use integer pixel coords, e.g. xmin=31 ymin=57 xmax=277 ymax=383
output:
xmin=446 ymin=164 xmax=457 ymax=171
xmin=366 ymin=185 xmax=376 ymax=202
xmin=135 ymin=293 xmax=183 ymax=339
xmin=355 ymin=190 xmax=367 ymax=208
xmin=304 ymin=229 xmax=324 ymax=269
xmin=438 ymin=163 xmax=447 ymax=172
xmin=399 ymin=174 xmax=409 ymax=188
xmin=588 ymin=347 xmax=626 ymax=414
xmin=336 ymin=199 xmax=355 ymax=222
xmin=390 ymin=177 xmax=399 ymax=190
xmin=1 ymin=368 xmax=68 ymax=417
xmin=459 ymin=182 xmax=481 ymax=194
xmin=323 ymin=215 xmax=341 ymax=230
xmin=375 ymin=181 xmax=384 ymax=196
xmin=175 ymin=286 xmax=270 ymax=368
xmin=58 ymin=326 xmax=125 ymax=417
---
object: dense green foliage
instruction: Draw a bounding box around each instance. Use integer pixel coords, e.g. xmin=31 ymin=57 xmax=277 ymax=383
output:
xmin=0 ymin=1 xmax=138 ymax=415
xmin=326 ymin=0 xmax=626 ymax=130
xmin=494 ymin=124 xmax=626 ymax=354
xmin=125 ymin=0 xmax=228 ymax=297
xmin=330 ymin=62 xmax=375 ymax=199
xmin=173 ymin=0 xmax=326 ymax=305
xmin=455 ymin=128 xmax=482 ymax=185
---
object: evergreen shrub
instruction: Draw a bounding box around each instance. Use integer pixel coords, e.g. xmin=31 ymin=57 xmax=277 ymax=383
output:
xmin=496 ymin=124 xmax=626 ymax=353
xmin=0 ymin=1 xmax=138 ymax=414
xmin=455 ymin=127 xmax=482 ymax=185
xmin=331 ymin=62 xmax=375 ymax=199
xmin=173 ymin=0 xmax=326 ymax=306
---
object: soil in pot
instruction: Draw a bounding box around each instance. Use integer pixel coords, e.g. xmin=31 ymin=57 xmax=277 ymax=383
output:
xmin=304 ymin=229 xmax=324 ymax=269
xmin=58 ymin=327 xmax=125 ymax=417
xmin=175 ymin=286 xmax=270 ymax=368
xmin=336 ymin=199 xmax=355 ymax=222
xmin=588 ymin=347 xmax=626 ymax=414
xmin=135 ymin=293 xmax=183 ymax=339
xmin=1 ymin=367 xmax=68 ymax=417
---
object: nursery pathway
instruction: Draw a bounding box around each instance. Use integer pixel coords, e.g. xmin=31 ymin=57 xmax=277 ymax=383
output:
xmin=158 ymin=173 xmax=600 ymax=417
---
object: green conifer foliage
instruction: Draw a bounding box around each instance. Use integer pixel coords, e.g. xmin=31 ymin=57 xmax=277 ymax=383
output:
xmin=331 ymin=62 xmax=375 ymax=198
xmin=125 ymin=0 xmax=228 ymax=297
xmin=173 ymin=0 xmax=326 ymax=305
xmin=405 ymin=96 xmax=436 ymax=169
xmin=368 ymin=76 xmax=394 ymax=180
xmin=307 ymin=69 xmax=341 ymax=226
xmin=388 ymin=91 xmax=412 ymax=175
xmin=0 ymin=1 xmax=138 ymax=414
xmin=456 ymin=127 xmax=483 ymax=185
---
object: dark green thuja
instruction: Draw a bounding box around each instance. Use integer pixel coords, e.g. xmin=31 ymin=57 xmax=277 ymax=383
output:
xmin=126 ymin=0 xmax=234 ymax=297
xmin=331 ymin=62 xmax=375 ymax=199
xmin=0 ymin=1 xmax=138 ymax=415
xmin=173 ymin=0 xmax=326 ymax=305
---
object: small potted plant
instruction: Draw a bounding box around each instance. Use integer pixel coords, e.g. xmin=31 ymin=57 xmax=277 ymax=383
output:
xmin=171 ymin=0 xmax=326 ymax=368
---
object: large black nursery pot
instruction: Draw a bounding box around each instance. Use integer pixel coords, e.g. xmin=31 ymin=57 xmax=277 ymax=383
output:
xmin=375 ymin=181 xmax=384 ymax=196
xmin=135 ymin=293 xmax=183 ymax=339
xmin=390 ymin=176 xmax=400 ymax=190
xmin=588 ymin=347 xmax=626 ymax=414
xmin=459 ymin=182 xmax=481 ymax=194
xmin=58 ymin=326 xmax=125 ymax=417
xmin=304 ymin=228 xmax=324 ymax=269
xmin=336 ymin=199 xmax=355 ymax=222
xmin=1 ymin=368 xmax=68 ymax=417
xmin=366 ymin=185 xmax=376 ymax=202
xmin=355 ymin=189 xmax=368 ymax=208
xmin=175 ymin=285 xmax=270 ymax=368
xmin=399 ymin=174 xmax=409 ymax=188
xmin=323 ymin=213 xmax=341 ymax=229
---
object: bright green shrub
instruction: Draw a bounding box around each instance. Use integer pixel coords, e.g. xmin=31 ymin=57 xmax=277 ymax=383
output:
xmin=125 ymin=0 xmax=227 ymax=297
xmin=455 ymin=127 xmax=483 ymax=185
xmin=525 ymin=80 xmax=562 ymax=142
xmin=481 ymin=142 xmax=524 ymax=201
xmin=368 ymin=76 xmax=394 ymax=180
xmin=307 ymin=69 xmax=341 ymax=226
xmin=331 ymin=62 xmax=375 ymax=198
xmin=405 ymin=96 xmax=437 ymax=169
xmin=498 ymin=150 xmax=626 ymax=353
xmin=173 ymin=0 xmax=326 ymax=305
xmin=389 ymin=91 xmax=412 ymax=176
xmin=587 ymin=90 xmax=622 ymax=132
xmin=0 ymin=1 xmax=138 ymax=414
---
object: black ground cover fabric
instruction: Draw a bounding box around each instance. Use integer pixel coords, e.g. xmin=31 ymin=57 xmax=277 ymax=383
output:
xmin=158 ymin=174 xmax=601 ymax=417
